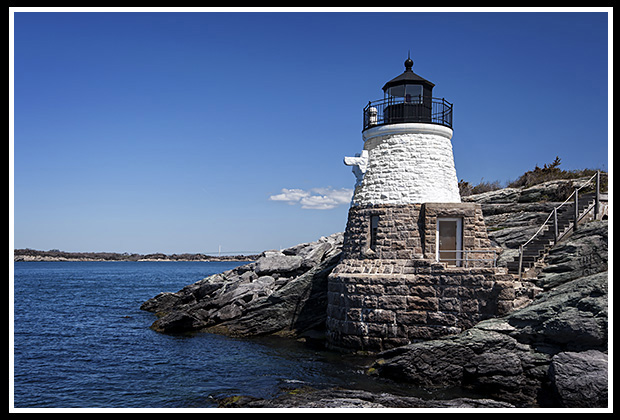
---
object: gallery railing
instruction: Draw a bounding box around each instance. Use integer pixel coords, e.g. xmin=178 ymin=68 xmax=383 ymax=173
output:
xmin=363 ymin=96 xmax=453 ymax=131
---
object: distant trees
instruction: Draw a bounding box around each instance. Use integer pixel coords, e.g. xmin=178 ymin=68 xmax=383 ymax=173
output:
xmin=13 ymin=249 xmax=257 ymax=261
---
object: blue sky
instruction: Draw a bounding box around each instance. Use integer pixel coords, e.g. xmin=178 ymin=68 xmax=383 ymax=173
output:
xmin=10 ymin=9 xmax=610 ymax=254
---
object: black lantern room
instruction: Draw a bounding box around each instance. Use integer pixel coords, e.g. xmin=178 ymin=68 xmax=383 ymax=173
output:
xmin=382 ymin=56 xmax=434 ymax=103
xmin=363 ymin=56 xmax=452 ymax=131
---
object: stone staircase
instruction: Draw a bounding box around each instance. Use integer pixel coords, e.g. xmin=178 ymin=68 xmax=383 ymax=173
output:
xmin=507 ymin=192 xmax=597 ymax=275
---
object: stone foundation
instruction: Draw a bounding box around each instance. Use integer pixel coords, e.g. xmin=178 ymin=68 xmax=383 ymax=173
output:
xmin=326 ymin=259 xmax=515 ymax=352
xmin=326 ymin=201 xmax=513 ymax=352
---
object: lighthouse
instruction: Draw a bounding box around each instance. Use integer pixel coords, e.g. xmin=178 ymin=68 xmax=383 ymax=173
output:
xmin=327 ymin=57 xmax=516 ymax=352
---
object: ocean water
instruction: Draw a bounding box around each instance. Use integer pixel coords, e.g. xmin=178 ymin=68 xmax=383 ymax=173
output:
xmin=12 ymin=261 xmax=378 ymax=408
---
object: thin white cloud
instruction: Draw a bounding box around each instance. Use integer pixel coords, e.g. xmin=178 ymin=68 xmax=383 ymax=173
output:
xmin=269 ymin=188 xmax=311 ymax=204
xmin=269 ymin=187 xmax=353 ymax=210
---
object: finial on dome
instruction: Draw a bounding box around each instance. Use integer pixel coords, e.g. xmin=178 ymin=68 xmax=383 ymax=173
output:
xmin=404 ymin=52 xmax=413 ymax=72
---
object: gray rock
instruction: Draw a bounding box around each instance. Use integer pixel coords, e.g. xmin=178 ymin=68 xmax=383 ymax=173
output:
xmin=518 ymin=179 xmax=577 ymax=203
xmin=374 ymin=325 xmax=545 ymax=407
xmin=537 ymin=221 xmax=608 ymax=289
xmin=219 ymin=387 xmax=514 ymax=408
xmin=141 ymin=233 xmax=344 ymax=337
xmin=139 ymin=292 xmax=181 ymax=313
xmin=214 ymin=252 xmax=340 ymax=336
xmin=463 ymin=187 xmax=522 ymax=204
xmin=230 ymin=275 xmax=276 ymax=302
xmin=150 ymin=310 xmax=201 ymax=333
xmin=254 ymin=253 xmax=303 ymax=275
xmin=462 ymin=177 xmax=592 ymax=205
xmin=298 ymin=242 xmax=334 ymax=269
xmin=214 ymin=304 xmax=242 ymax=321
xmin=373 ymin=270 xmax=608 ymax=407
xmin=549 ymin=350 xmax=608 ymax=408
xmin=508 ymin=271 xmax=608 ymax=349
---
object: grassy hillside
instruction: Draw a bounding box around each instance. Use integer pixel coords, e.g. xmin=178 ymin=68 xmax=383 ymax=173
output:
xmin=459 ymin=156 xmax=607 ymax=196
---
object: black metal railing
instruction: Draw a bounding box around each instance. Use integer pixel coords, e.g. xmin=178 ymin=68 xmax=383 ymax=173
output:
xmin=363 ymin=96 xmax=453 ymax=131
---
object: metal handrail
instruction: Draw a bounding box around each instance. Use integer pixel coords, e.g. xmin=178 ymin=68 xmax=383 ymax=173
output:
xmin=517 ymin=171 xmax=600 ymax=278
xmin=438 ymin=249 xmax=498 ymax=268
xmin=521 ymin=172 xmax=597 ymax=248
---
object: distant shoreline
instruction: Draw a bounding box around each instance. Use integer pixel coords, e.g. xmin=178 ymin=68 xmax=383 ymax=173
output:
xmin=13 ymin=249 xmax=258 ymax=263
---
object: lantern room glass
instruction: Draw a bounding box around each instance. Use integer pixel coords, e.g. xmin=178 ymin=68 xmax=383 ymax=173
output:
xmin=386 ymin=84 xmax=423 ymax=103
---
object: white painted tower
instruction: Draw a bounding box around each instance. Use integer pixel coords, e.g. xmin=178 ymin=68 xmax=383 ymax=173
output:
xmin=345 ymin=57 xmax=460 ymax=206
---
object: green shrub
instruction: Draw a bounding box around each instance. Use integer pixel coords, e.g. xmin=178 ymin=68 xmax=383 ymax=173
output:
xmin=459 ymin=179 xmax=502 ymax=197
xmin=459 ymin=156 xmax=607 ymax=196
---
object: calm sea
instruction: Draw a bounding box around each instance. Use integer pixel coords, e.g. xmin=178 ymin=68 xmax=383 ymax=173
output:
xmin=12 ymin=261 xmax=380 ymax=408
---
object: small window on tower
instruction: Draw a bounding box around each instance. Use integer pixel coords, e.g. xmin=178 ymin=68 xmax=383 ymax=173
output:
xmin=370 ymin=215 xmax=379 ymax=251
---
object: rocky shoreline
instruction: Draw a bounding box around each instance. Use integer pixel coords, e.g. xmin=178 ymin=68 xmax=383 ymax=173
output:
xmin=217 ymin=388 xmax=516 ymax=409
xmin=140 ymin=178 xmax=609 ymax=409
xmin=141 ymin=232 xmax=343 ymax=337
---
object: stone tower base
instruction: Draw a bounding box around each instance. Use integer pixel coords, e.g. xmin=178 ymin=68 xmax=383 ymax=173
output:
xmin=325 ymin=201 xmax=514 ymax=353
xmin=326 ymin=260 xmax=515 ymax=352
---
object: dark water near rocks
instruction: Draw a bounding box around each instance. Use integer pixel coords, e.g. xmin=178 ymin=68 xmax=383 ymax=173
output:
xmin=12 ymin=261 xmax=389 ymax=408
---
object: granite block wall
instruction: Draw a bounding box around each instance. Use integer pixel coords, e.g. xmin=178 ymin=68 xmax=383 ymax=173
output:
xmin=341 ymin=203 xmax=494 ymax=262
xmin=326 ymin=259 xmax=515 ymax=352
xmin=327 ymin=202 xmax=511 ymax=352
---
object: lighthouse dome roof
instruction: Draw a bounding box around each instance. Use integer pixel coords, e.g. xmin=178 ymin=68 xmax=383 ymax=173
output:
xmin=382 ymin=57 xmax=435 ymax=92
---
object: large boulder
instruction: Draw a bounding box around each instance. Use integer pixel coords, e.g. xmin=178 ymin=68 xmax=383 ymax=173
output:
xmin=254 ymin=253 xmax=303 ymax=275
xmin=372 ymin=269 xmax=608 ymax=407
xmin=536 ymin=221 xmax=608 ymax=289
xmin=549 ymin=350 xmax=608 ymax=408
xmin=508 ymin=271 xmax=608 ymax=349
xmin=141 ymin=232 xmax=344 ymax=337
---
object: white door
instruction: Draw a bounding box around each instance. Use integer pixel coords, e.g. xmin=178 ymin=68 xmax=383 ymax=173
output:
xmin=437 ymin=218 xmax=462 ymax=266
